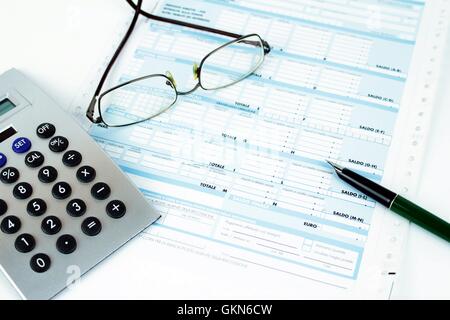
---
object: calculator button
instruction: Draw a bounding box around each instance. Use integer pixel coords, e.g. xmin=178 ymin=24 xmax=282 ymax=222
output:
xmin=49 ymin=136 xmax=69 ymax=153
xmin=38 ymin=166 xmax=58 ymax=183
xmin=13 ymin=182 xmax=33 ymax=200
xmin=66 ymin=199 xmax=87 ymax=217
xmin=56 ymin=234 xmax=77 ymax=254
xmin=27 ymin=198 xmax=47 ymax=217
xmin=76 ymin=165 xmax=96 ymax=183
xmin=12 ymin=137 xmax=32 ymax=154
xmin=0 ymin=199 xmax=7 ymax=216
xmin=81 ymin=217 xmax=102 ymax=236
xmin=52 ymin=182 xmax=72 ymax=200
xmin=15 ymin=233 xmax=36 ymax=253
xmin=1 ymin=216 xmax=21 ymax=234
xmin=36 ymin=123 xmax=56 ymax=139
xmin=0 ymin=153 xmax=6 ymax=168
xmin=25 ymin=151 xmax=45 ymax=168
xmin=91 ymin=182 xmax=111 ymax=200
xmin=41 ymin=216 xmax=62 ymax=235
xmin=106 ymin=200 xmax=126 ymax=219
xmin=30 ymin=253 xmax=51 ymax=273
xmin=1 ymin=167 xmax=19 ymax=184
xmin=62 ymin=150 xmax=82 ymax=167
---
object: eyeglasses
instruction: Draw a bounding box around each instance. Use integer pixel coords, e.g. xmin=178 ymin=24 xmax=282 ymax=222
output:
xmin=86 ymin=0 xmax=271 ymax=128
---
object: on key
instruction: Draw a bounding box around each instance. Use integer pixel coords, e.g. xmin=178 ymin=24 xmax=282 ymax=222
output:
xmin=12 ymin=137 xmax=32 ymax=154
xmin=49 ymin=136 xmax=69 ymax=153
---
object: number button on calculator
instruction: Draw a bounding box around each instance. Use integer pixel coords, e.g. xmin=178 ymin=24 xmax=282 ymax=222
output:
xmin=30 ymin=254 xmax=51 ymax=273
xmin=1 ymin=216 xmax=21 ymax=234
xmin=15 ymin=234 xmax=36 ymax=253
xmin=52 ymin=182 xmax=72 ymax=200
xmin=27 ymin=199 xmax=47 ymax=217
xmin=41 ymin=216 xmax=62 ymax=235
xmin=38 ymin=166 xmax=58 ymax=183
xmin=0 ymin=200 xmax=7 ymax=216
xmin=67 ymin=199 xmax=87 ymax=217
xmin=13 ymin=182 xmax=33 ymax=200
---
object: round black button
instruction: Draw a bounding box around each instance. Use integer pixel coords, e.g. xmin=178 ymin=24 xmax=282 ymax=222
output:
xmin=52 ymin=182 xmax=72 ymax=200
xmin=15 ymin=233 xmax=36 ymax=253
xmin=106 ymin=200 xmax=126 ymax=219
xmin=0 ymin=199 xmax=7 ymax=216
xmin=62 ymin=150 xmax=82 ymax=167
xmin=91 ymin=182 xmax=111 ymax=200
xmin=66 ymin=199 xmax=87 ymax=217
xmin=49 ymin=136 xmax=69 ymax=153
xmin=81 ymin=217 xmax=102 ymax=236
xmin=13 ymin=182 xmax=33 ymax=200
xmin=41 ymin=216 xmax=62 ymax=235
xmin=30 ymin=253 xmax=51 ymax=273
xmin=76 ymin=166 xmax=96 ymax=183
xmin=1 ymin=215 xmax=21 ymax=234
xmin=24 ymin=151 xmax=45 ymax=168
xmin=56 ymin=234 xmax=77 ymax=255
xmin=27 ymin=198 xmax=47 ymax=217
xmin=38 ymin=166 xmax=58 ymax=183
xmin=0 ymin=167 xmax=19 ymax=184
xmin=36 ymin=123 xmax=56 ymax=139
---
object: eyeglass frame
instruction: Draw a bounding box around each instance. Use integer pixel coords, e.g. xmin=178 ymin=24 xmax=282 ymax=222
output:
xmin=86 ymin=0 xmax=271 ymax=127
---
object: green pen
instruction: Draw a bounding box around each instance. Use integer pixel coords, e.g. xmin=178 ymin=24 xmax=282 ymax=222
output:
xmin=326 ymin=161 xmax=450 ymax=242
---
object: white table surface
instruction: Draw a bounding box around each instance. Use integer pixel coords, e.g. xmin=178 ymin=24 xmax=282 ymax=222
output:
xmin=0 ymin=0 xmax=448 ymax=300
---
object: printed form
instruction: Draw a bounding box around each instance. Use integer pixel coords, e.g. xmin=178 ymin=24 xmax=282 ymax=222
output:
xmin=70 ymin=0 xmax=448 ymax=298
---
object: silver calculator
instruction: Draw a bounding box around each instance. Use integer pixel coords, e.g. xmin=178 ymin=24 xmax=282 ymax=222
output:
xmin=0 ymin=69 xmax=160 ymax=299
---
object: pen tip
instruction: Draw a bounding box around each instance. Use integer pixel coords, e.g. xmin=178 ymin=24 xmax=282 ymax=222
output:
xmin=325 ymin=160 xmax=344 ymax=172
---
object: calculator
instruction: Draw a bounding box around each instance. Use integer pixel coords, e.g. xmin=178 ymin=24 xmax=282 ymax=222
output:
xmin=0 ymin=69 xmax=160 ymax=299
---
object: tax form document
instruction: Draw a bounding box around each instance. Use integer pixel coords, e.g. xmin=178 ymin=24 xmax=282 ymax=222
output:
xmin=77 ymin=0 xmax=448 ymax=299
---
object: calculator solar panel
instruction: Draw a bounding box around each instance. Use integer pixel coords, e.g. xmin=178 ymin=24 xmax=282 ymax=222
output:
xmin=0 ymin=69 xmax=160 ymax=299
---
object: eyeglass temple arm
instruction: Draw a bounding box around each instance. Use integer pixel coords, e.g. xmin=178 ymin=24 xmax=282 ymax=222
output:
xmin=125 ymin=0 xmax=271 ymax=54
xmin=86 ymin=0 xmax=143 ymax=123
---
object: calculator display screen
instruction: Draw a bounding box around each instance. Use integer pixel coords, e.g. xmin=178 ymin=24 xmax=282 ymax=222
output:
xmin=0 ymin=98 xmax=16 ymax=116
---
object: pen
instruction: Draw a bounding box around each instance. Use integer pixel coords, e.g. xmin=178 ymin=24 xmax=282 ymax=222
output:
xmin=326 ymin=161 xmax=450 ymax=242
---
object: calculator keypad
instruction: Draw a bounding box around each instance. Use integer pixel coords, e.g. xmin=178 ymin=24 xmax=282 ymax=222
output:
xmin=52 ymin=182 xmax=72 ymax=200
xmin=26 ymin=198 xmax=47 ymax=217
xmin=66 ymin=199 xmax=87 ymax=217
xmin=76 ymin=166 xmax=96 ymax=183
xmin=48 ymin=136 xmax=69 ymax=153
xmin=62 ymin=150 xmax=82 ymax=167
xmin=41 ymin=216 xmax=62 ymax=235
xmin=13 ymin=182 xmax=33 ymax=200
xmin=38 ymin=166 xmax=58 ymax=183
xmin=56 ymin=234 xmax=77 ymax=255
xmin=24 ymin=151 xmax=45 ymax=168
xmin=91 ymin=182 xmax=111 ymax=200
xmin=1 ymin=167 xmax=20 ymax=184
xmin=81 ymin=217 xmax=102 ymax=237
xmin=1 ymin=216 xmax=21 ymax=234
xmin=15 ymin=234 xmax=36 ymax=253
xmin=30 ymin=254 xmax=51 ymax=273
xmin=0 ymin=199 xmax=7 ymax=216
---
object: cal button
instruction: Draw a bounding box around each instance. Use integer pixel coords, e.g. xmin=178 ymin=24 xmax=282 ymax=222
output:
xmin=25 ymin=151 xmax=45 ymax=168
xmin=12 ymin=137 xmax=32 ymax=154
xmin=36 ymin=123 xmax=56 ymax=139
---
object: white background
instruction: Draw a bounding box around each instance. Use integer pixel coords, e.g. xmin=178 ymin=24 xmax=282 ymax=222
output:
xmin=0 ymin=0 xmax=448 ymax=299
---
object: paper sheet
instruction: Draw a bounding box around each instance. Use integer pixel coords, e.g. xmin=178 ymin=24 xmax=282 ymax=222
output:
xmin=68 ymin=0 xmax=450 ymax=299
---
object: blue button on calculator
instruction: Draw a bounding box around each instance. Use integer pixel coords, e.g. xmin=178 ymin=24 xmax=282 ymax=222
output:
xmin=12 ymin=137 xmax=32 ymax=154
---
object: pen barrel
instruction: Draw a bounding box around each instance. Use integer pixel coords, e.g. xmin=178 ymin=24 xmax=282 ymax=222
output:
xmin=338 ymin=169 xmax=396 ymax=207
xmin=391 ymin=195 xmax=450 ymax=242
